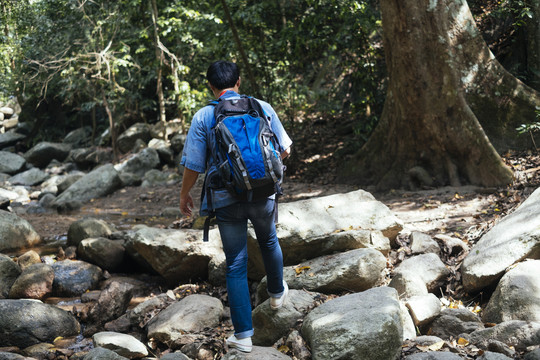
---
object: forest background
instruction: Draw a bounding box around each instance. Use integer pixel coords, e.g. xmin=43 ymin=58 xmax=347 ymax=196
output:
xmin=0 ymin=0 xmax=539 ymax=188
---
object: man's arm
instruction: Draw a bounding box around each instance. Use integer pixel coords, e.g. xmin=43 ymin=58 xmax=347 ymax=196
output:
xmin=281 ymin=146 xmax=291 ymax=160
xmin=179 ymin=167 xmax=200 ymax=217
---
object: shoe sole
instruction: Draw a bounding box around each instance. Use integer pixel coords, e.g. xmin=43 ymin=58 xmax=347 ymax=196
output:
xmin=227 ymin=342 xmax=252 ymax=353
xmin=270 ymin=283 xmax=289 ymax=310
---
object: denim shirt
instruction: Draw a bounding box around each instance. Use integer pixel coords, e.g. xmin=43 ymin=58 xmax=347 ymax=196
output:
xmin=180 ymin=91 xmax=293 ymax=215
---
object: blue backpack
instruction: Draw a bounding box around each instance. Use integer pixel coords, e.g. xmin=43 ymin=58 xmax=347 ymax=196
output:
xmin=202 ymin=95 xmax=285 ymax=241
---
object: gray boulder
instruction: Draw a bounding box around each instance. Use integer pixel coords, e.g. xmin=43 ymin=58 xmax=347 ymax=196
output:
xmin=159 ymin=352 xmax=191 ymax=360
xmin=252 ymin=289 xmax=321 ymax=346
xmin=405 ymin=294 xmax=441 ymax=326
xmin=389 ymin=253 xmax=450 ymax=298
xmin=8 ymin=263 xmax=54 ymax=300
xmin=525 ymin=349 xmax=540 ymax=360
xmin=147 ymin=294 xmax=223 ymax=345
xmin=63 ymin=126 xmax=93 ymax=147
xmin=117 ymin=123 xmax=152 ymax=154
xmin=87 ymin=281 xmax=134 ymax=325
xmin=0 ymin=106 xmax=14 ymax=117
xmin=248 ymin=190 xmax=401 ymax=278
xmin=149 ymin=138 xmax=175 ymax=165
xmin=125 ymin=226 xmax=222 ymax=284
xmin=2 ymin=115 xmax=18 ymax=130
xmin=0 ymin=131 xmax=25 ymax=150
xmin=0 ymin=351 xmax=29 ymax=359
xmin=38 ymin=193 xmax=56 ymax=208
xmin=0 ymin=299 xmax=80 ymax=348
xmin=222 ymin=347 xmax=291 ymax=359
xmin=410 ymin=232 xmax=440 ymax=254
xmin=0 ymin=185 xmax=30 ymax=203
xmin=429 ymin=308 xmax=484 ymax=340
xmin=462 ymin=187 xmax=540 ymax=293
xmin=170 ymin=133 xmax=187 ymax=153
xmin=127 ymin=293 xmax=172 ymax=327
xmin=400 ymin=302 xmax=418 ymax=341
xmin=141 ymin=169 xmax=180 ymax=187
xmin=482 ymin=260 xmax=540 ymax=323
xmin=67 ymin=217 xmax=116 ymax=247
xmin=0 ymin=210 xmax=41 ymax=252
xmin=17 ymin=250 xmax=41 ymax=270
xmin=78 ymin=237 xmax=125 ymax=271
xmin=302 ymin=287 xmax=403 ymax=360
xmin=0 ymin=151 xmax=26 ymax=174
xmin=57 ymin=172 xmax=85 ymax=193
xmin=82 ymin=347 xmax=129 ymax=360
xmin=8 ymin=168 xmax=49 ymax=186
xmin=70 ymin=147 xmax=114 ymax=170
xmin=404 ymin=353 xmax=462 ymax=360
xmin=150 ymin=119 xmax=183 ymax=141
xmin=40 ymin=174 xmax=67 ymax=195
xmin=24 ymin=142 xmax=71 ymax=168
xmin=114 ymin=147 xmax=161 ymax=179
xmin=258 ymin=248 xmax=386 ymax=303
xmin=434 ymin=234 xmax=468 ymax=256
xmin=93 ymin=332 xmax=148 ymax=359
xmin=0 ymin=254 xmax=21 ymax=298
xmin=51 ymin=164 xmax=122 ymax=211
xmin=51 ymin=260 xmax=103 ymax=297
xmin=414 ymin=335 xmax=445 ymax=346
xmin=477 ymin=352 xmax=513 ymax=360
xmin=465 ymin=320 xmax=540 ymax=351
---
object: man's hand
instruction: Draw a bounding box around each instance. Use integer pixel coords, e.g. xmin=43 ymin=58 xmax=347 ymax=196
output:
xmin=179 ymin=167 xmax=200 ymax=217
xmin=180 ymin=193 xmax=194 ymax=217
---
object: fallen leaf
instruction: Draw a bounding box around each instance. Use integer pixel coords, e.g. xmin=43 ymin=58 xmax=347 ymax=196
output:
xmin=53 ymin=337 xmax=64 ymax=343
xmin=457 ymin=337 xmax=469 ymax=346
xmin=417 ymin=341 xmax=444 ymax=352
xmin=295 ymin=266 xmax=311 ymax=275
xmin=278 ymin=345 xmax=290 ymax=353
xmin=428 ymin=341 xmax=445 ymax=351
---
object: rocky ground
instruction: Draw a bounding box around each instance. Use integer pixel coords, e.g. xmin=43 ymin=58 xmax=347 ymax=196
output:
xmin=3 ymin=101 xmax=539 ymax=359
xmin=13 ymin=149 xmax=539 ymax=359
xmin=20 ymin=150 xmax=538 ymax=251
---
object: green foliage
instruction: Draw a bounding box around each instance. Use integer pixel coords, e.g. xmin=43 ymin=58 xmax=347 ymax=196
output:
xmin=516 ymin=121 xmax=540 ymax=134
xmin=516 ymin=106 xmax=540 ymax=150
xmin=516 ymin=105 xmax=540 ymax=135
xmin=490 ymin=0 xmax=533 ymax=26
xmin=0 ymin=0 xmax=385 ymax=145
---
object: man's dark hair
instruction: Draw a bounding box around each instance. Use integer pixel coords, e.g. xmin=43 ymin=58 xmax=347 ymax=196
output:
xmin=206 ymin=61 xmax=240 ymax=90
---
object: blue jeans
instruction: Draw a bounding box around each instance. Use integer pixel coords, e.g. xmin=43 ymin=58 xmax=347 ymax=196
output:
xmin=216 ymin=198 xmax=285 ymax=339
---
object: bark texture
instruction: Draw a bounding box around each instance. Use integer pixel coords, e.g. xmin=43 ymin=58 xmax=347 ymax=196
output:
xmin=527 ymin=0 xmax=540 ymax=90
xmin=343 ymin=0 xmax=517 ymax=190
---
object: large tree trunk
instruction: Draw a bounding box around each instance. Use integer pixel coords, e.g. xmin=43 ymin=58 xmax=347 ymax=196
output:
xmin=527 ymin=0 xmax=540 ymax=90
xmin=458 ymin=1 xmax=540 ymax=151
xmin=342 ymin=0 xmax=516 ymax=190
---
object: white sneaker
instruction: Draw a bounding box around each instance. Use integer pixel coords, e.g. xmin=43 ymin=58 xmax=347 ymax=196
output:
xmin=226 ymin=334 xmax=252 ymax=353
xmin=270 ymin=280 xmax=289 ymax=310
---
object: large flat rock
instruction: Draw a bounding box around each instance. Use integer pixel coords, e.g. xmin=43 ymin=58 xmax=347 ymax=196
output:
xmin=461 ymin=188 xmax=540 ymax=293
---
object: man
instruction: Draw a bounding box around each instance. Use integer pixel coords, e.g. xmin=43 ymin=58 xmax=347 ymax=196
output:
xmin=179 ymin=60 xmax=292 ymax=353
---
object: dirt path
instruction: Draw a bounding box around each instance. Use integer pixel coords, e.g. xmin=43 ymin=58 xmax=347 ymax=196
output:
xmin=20 ymin=180 xmax=500 ymax=245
